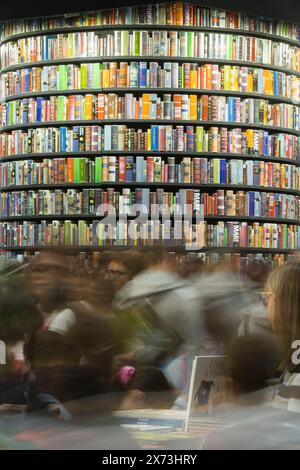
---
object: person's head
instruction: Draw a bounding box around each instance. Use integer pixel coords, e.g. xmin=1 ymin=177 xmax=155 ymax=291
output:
xmin=228 ymin=334 xmax=280 ymax=397
xmin=28 ymin=250 xmax=71 ymax=310
xmin=97 ymin=251 xmax=114 ymax=280
xmin=105 ymin=251 xmax=147 ymax=292
xmin=264 ymin=263 xmax=300 ymax=371
xmin=117 ymin=366 xmax=177 ymax=410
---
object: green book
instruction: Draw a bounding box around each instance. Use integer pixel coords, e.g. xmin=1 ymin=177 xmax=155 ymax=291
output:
xmin=58 ymin=65 xmax=68 ymax=90
xmin=74 ymin=159 xmax=81 ymax=183
xmin=57 ymin=96 xmax=65 ymax=121
xmin=64 ymin=220 xmax=71 ymax=245
xmin=213 ymin=160 xmax=220 ymax=184
xmin=227 ymin=35 xmax=233 ymax=60
xmin=224 ymin=227 xmax=228 ymax=247
xmin=92 ymin=63 xmax=101 ymax=88
xmin=80 ymin=158 xmax=86 ymax=182
xmin=196 ymin=127 xmax=204 ymax=152
xmin=95 ymin=157 xmax=103 ymax=182
xmin=187 ymin=32 xmax=193 ymax=58
xmin=283 ymin=225 xmax=287 ymax=249
xmin=78 ymin=220 xmax=87 ymax=245
xmin=134 ymin=31 xmax=140 ymax=56
xmin=80 ymin=64 xmax=88 ymax=89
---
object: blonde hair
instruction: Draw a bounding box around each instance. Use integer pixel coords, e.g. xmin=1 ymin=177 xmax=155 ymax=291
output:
xmin=266 ymin=263 xmax=300 ymax=372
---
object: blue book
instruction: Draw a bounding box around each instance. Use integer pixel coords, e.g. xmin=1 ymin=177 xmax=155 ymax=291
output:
xmin=220 ymin=159 xmax=226 ymax=184
xmin=139 ymin=62 xmax=147 ymax=87
xmin=24 ymin=69 xmax=30 ymax=93
xmin=136 ymin=156 xmax=145 ymax=182
xmin=274 ymin=194 xmax=280 ymax=218
xmin=248 ymin=192 xmax=255 ymax=216
xmin=263 ymin=132 xmax=268 ymax=156
xmin=254 ymin=162 xmax=260 ymax=186
xmin=22 ymin=99 xmax=28 ymax=124
xmin=60 ymin=127 xmax=67 ymax=152
xmin=273 ymin=71 xmax=279 ymax=96
xmin=254 ymin=192 xmax=261 ymax=217
xmin=125 ymin=156 xmax=134 ymax=181
xmin=151 ymin=126 xmax=159 ymax=151
xmin=36 ymin=97 xmax=43 ymax=122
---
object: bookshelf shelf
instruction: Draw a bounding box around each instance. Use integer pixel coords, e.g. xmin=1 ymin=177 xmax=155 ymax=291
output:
xmin=1 ymin=151 xmax=298 ymax=166
xmin=1 ymin=24 xmax=299 ymax=48
xmin=1 ymin=120 xmax=299 ymax=137
xmin=0 ymin=182 xmax=298 ymax=196
xmin=0 ymin=245 xmax=296 ymax=254
xmin=0 ymin=214 xmax=298 ymax=224
xmin=2 ymin=57 xmax=299 ymax=78
xmin=3 ymin=88 xmax=299 ymax=107
xmin=1 ymin=3 xmax=299 ymax=261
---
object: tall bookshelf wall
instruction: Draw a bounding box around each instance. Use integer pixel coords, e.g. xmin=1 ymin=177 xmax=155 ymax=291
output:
xmin=0 ymin=2 xmax=299 ymax=269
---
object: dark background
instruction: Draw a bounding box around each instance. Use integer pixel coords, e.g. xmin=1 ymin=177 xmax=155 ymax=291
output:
xmin=0 ymin=0 xmax=299 ymax=23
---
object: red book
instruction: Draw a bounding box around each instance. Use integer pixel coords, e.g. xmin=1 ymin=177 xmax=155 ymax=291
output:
xmin=118 ymin=156 xmax=126 ymax=182
xmin=201 ymin=95 xmax=209 ymax=121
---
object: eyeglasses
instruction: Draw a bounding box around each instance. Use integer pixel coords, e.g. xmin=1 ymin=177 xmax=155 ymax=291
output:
xmin=106 ymin=268 xmax=130 ymax=278
xmin=260 ymin=291 xmax=274 ymax=307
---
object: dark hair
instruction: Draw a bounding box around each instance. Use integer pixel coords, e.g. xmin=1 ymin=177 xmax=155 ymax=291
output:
xmin=228 ymin=334 xmax=280 ymax=394
xmin=109 ymin=250 xmax=147 ymax=278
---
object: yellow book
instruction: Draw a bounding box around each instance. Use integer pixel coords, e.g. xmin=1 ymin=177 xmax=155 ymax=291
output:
xmin=147 ymin=129 xmax=151 ymax=150
xmin=102 ymin=69 xmax=110 ymax=88
xmin=190 ymin=69 xmax=198 ymax=89
xmin=263 ymin=70 xmax=272 ymax=95
xmin=231 ymin=67 xmax=239 ymax=91
xmin=223 ymin=66 xmax=231 ymax=90
xmin=247 ymin=72 xmax=254 ymax=92
xmin=189 ymin=95 xmax=198 ymax=120
xmin=175 ymin=2 xmax=184 ymax=25
xmin=142 ymin=94 xmax=151 ymax=119
xmin=246 ymin=129 xmax=254 ymax=152
xmin=84 ymin=94 xmax=93 ymax=120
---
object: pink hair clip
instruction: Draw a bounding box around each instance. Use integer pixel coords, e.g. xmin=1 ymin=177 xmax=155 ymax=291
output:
xmin=119 ymin=366 xmax=136 ymax=385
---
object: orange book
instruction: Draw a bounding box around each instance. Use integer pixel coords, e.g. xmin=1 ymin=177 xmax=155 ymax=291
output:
xmin=263 ymin=70 xmax=273 ymax=95
xmin=85 ymin=94 xmax=93 ymax=120
xmin=205 ymin=64 xmax=213 ymax=89
xmin=142 ymin=94 xmax=150 ymax=119
xmin=119 ymin=62 xmax=128 ymax=87
xmin=245 ymin=129 xmax=254 ymax=152
xmin=102 ymin=68 xmax=110 ymax=88
xmin=108 ymin=94 xmax=116 ymax=118
xmin=175 ymin=2 xmax=183 ymax=25
xmin=97 ymin=94 xmax=105 ymax=119
xmin=201 ymin=95 xmax=209 ymax=121
xmin=173 ymin=94 xmax=182 ymax=120
xmin=68 ymin=95 xmax=75 ymax=120
xmin=190 ymin=68 xmax=198 ymax=89
xmin=189 ymin=95 xmax=198 ymax=120
xmin=247 ymin=72 xmax=254 ymax=92
xmin=109 ymin=62 xmax=117 ymax=87
xmin=67 ymin=159 xmax=74 ymax=182
xmin=136 ymin=100 xmax=140 ymax=119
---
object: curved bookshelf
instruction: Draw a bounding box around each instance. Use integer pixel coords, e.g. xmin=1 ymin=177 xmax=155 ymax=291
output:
xmin=3 ymin=88 xmax=299 ymax=107
xmin=1 ymin=24 xmax=299 ymax=48
xmin=2 ymin=57 xmax=300 ymax=78
xmin=0 ymin=182 xmax=298 ymax=196
xmin=1 ymin=120 xmax=299 ymax=137
xmin=1 ymin=2 xmax=299 ymax=261
xmin=0 ymin=214 xmax=299 ymax=225
xmin=1 ymin=151 xmax=298 ymax=166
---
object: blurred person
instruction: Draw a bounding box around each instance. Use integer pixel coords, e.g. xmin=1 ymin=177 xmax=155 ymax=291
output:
xmin=264 ymin=263 xmax=300 ymax=414
xmin=202 ymin=334 xmax=299 ymax=450
xmin=238 ymin=260 xmax=274 ymax=339
xmin=112 ymin=248 xmax=207 ymax=393
xmin=97 ymin=251 xmax=114 ymax=280
xmin=105 ymin=250 xmax=147 ymax=294
xmin=0 ymin=276 xmax=42 ymax=405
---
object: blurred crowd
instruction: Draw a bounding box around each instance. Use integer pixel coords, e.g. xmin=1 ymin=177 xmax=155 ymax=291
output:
xmin=0 ymin=247 xmax=300 ymax=449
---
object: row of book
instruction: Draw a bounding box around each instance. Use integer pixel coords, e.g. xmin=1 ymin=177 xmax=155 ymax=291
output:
xmin=1 ymin=220 xmax=299 ymax=249
xmin=1 ymin=157 xmax=299 ymax=189
xmin=2 ymin=62 xmax=300 ymax=101
xmin=2 ymin=31 xmax=299 ymax=72
xmin=1 ymin=126 xmax=299 ymax=159
xmin=1 ymin=188 xmax=298 ymax=220
xmin=2 ymin=95 xmax=299 ymax=130
xmin=2 ymin=3 xmax=298 ymax=41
